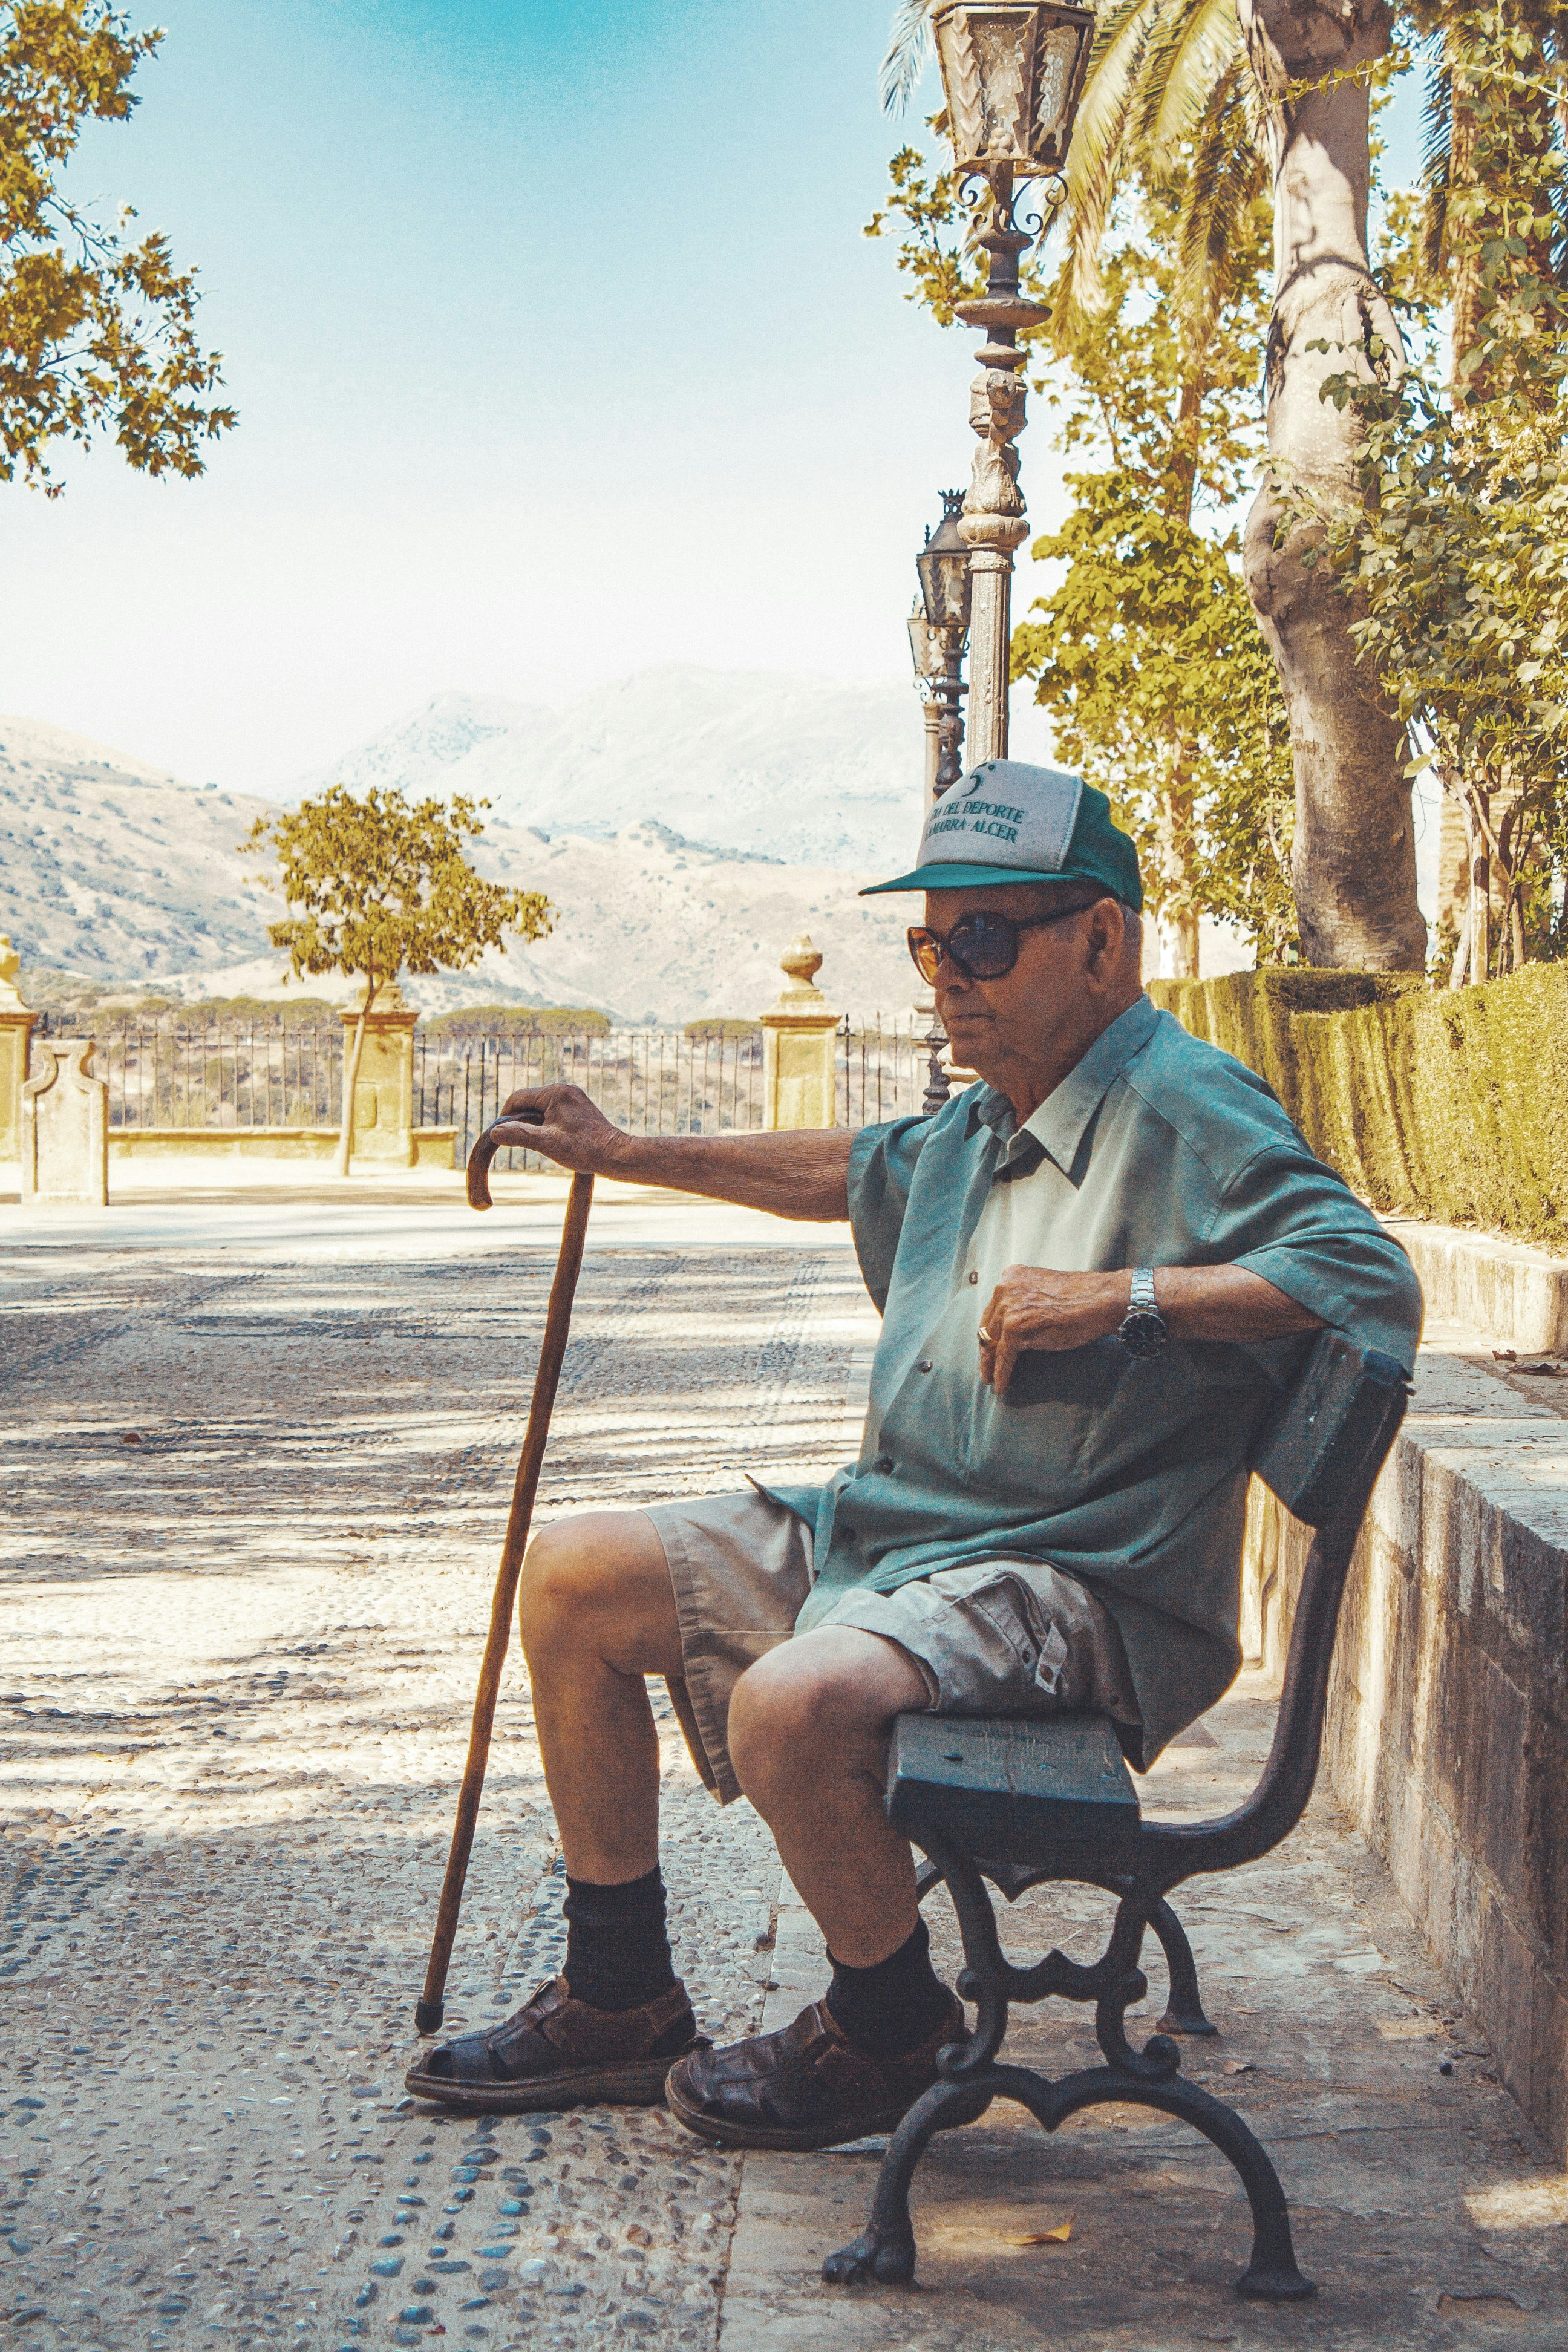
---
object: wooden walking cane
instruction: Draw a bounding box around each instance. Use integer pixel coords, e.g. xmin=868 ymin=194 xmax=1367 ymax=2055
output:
xmin=414 ymin=1114 xmax=594 ymax=2034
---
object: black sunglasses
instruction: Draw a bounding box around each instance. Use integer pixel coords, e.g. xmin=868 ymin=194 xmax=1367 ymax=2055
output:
xmin=906 ymin=901 xmax=1101 ymax=985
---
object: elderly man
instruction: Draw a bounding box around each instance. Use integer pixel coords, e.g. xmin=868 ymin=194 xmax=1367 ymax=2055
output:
xmin=407 ymin=763 xmax=1422 ymax=2150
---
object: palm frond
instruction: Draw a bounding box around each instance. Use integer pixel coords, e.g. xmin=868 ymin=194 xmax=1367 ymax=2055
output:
xmin=1049 ymin=0 xmax=1160 ymax=340
xmin=880 ymin=0 xmax=935 ymax=114
xmin=1177 ymin=60 xmax=1268 ymax=335
xmin=1135 ymin=0 xmax=1240 ymax=160
xmin=1420 ymin=43 xmax=1452 ymax=275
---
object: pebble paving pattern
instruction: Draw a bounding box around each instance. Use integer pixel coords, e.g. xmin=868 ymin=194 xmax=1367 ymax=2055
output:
xmin=1 ymin=1236 xmax=870 ymax=2350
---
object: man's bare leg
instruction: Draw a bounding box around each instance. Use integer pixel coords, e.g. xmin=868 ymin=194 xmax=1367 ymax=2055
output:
xmin=665 ymin=1628 xmax=956 ymax=2151
xmin=521 ymin=1522 xmax=929 ymax=1965
xmin=726 ymin=1626 xmax=932 ymax=1965
xmin=405 ymin=1509 xmax=699 ymax=2111
xmin=517 ymin=1509 xmax=686 ymax=1883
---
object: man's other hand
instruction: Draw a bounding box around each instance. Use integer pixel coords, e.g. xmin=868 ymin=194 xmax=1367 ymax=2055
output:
xmin=491 ymin=1085 xmax=627 ymax=1175
xmin=978 ymin=1260 xmax=1323 ymax=1391
xmin=978 ymin=1266 xmax=1129 ymax=1392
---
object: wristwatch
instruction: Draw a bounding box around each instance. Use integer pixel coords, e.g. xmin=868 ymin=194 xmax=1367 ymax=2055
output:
xmin=1117 ymin=1267 xmax=1168 ymax=1360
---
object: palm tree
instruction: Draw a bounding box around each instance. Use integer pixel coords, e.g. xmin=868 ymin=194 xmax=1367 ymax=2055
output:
xmin=881 ymin=0 xmax=1428 ymax=972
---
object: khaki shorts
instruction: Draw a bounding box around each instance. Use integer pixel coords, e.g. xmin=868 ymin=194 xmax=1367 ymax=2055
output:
xmin=645 ymin=1484 xmax=1138 ymax=1806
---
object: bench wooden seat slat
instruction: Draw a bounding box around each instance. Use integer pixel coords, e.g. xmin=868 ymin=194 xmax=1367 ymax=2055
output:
xmin=887 ymin=1711 xmax=1141 ymax=1869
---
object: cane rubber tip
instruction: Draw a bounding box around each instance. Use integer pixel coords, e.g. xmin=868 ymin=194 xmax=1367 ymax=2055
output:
xmin=414 ymin=1999 xmax=445 ymax=2036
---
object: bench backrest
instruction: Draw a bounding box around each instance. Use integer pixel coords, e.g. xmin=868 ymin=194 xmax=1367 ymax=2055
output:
xmin=1140 ymin=1329 xmax=1410 ymax=1888
xmin=1249 ymin=1331 xmax=1411 ymax=1527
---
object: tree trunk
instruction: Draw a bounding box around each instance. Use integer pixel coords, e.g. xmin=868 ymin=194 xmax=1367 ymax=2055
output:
xmin=1469 ymin=788 xmax=1491 ymax=985
xmin=336 ymin=976 xmax=378 ymax=1178
xmin=1236 ymin=0 xmax=1427 ymax=971
xmin=1156 ymin=753 xmax=1201 ymax=977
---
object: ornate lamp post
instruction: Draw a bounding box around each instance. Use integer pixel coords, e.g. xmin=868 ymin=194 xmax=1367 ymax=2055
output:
xmin=907 ymin=490 xmax=976 ymax=1111
xmin=929 ymin=0 xmax=1096 ymax=763
xmin=908 ymin=488 xmax=972 ymax=806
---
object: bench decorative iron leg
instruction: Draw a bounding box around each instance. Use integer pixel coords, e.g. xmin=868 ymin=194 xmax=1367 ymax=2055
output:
xmin=825 ymin=1841 xmax=1310 ymax=2301
xmin=1149 ymin=1894 xmax=1217 ymax=2037
xmin=916 ymin=1862 xmax=1217 ymax=2037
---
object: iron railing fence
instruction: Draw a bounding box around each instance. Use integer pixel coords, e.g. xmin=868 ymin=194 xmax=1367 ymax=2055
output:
xmin=837 ymin=1018 xmax=929 ymax=1129
xmin=34 ymin=1010 xmax=343 ymax=1131
xmin=415 ymin=1028 xmax=769 ymax=1173
xmin=33 ymin=1012 xmax=935 ymax=1141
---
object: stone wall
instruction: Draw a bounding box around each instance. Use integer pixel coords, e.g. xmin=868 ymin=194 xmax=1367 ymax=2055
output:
xmin=105 ymin=1127 xmax=456 ymax=1168
xmin=1243 ymin=1282 xmax=1568 ymax=2154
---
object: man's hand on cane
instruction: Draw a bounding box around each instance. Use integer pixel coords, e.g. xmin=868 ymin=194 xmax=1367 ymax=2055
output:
xmin=492 ymin=1085 xmax=854 ymax=1223
xmin=492 ymin=1085 xmax=630 ymax=1174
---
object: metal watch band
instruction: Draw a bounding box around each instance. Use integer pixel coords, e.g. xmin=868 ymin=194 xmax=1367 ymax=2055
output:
xmin=1129 ymin=1267 xmax=1157 ymax=1315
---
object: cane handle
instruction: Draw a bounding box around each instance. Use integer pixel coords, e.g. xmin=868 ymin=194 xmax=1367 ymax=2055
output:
xmin=466 ymin=1109 xmax=546 ymax=1210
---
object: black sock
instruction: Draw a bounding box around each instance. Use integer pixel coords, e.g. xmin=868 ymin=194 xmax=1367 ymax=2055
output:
xmin=825 ymin=1917 xmax=953 ymax=2062
xmin=561 ymin=1865 xmax=679 ymax=2012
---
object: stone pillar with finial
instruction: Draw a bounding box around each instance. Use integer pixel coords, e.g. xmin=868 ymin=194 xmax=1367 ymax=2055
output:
xmin=760 ymin=935 xmax=841 ymax=1131
xmin=0 ymin=936 xmax=36 ymax=1166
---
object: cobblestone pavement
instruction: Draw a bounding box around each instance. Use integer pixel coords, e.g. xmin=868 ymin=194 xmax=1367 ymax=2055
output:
xmin=7 ymin=1197 xmax=1568 ymax=2352
xmin=1 ymin=1217 xmax=869 ymax=2352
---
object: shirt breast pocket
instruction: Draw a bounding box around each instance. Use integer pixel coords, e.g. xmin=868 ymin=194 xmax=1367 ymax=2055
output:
xmin=967 ymin=1336 xmax=1132 ymax=1493
xmin=1000 ymin=1335 xmax=1130 ymax=1413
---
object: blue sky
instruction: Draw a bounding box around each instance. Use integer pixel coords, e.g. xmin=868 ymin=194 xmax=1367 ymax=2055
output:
xmin=0 ymin=2 xmax=1425 ymax=794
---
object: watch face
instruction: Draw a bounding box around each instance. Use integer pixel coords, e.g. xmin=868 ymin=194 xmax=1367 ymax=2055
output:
xmin=1120 ymin=1310 xmax=1167 ymax=1361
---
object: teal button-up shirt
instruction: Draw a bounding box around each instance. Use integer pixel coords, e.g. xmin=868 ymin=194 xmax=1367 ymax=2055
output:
xmin=771 ymin=996 xmax=1423 ymax=1767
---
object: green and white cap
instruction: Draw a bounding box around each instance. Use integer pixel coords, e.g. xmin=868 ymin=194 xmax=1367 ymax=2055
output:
xmin=860 ymin=760 xmax=1143 ymax=910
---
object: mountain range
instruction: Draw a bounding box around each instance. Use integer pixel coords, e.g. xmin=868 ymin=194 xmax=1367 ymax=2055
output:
xmin=0 ymin=670 xmax=960 ymax=1021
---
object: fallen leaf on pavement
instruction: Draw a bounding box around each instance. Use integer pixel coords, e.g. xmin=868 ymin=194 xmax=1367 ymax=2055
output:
xmin=1009 ymin=2219 xmax=1073 ymax=2244
xmin=1223 ymin=2060 xmax=1256 ymax=2074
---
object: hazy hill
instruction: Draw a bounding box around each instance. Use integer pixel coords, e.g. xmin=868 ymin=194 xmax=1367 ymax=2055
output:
xmin=168 ymin=821 xmax=918 ymax=1024
xmin=306 ymin=667 xmax=937 ymax=869
xmin=0 ymin=715 xmax=280 ymax=986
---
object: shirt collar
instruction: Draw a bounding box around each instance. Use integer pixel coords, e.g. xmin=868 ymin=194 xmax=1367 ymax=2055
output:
xmin=964 ymin=995 xmax=1160 ymax=1175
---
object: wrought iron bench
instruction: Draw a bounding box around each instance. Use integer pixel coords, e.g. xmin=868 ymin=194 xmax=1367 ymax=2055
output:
xmin=823 ymin=1331 xmax=1410 ymax=2305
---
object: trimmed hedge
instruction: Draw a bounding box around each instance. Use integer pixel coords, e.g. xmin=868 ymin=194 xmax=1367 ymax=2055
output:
xmin=1148 ymin=965 xmax=1568 ymax=1249
xmin=1145 ymin=971 xmax=1423 ymax=1123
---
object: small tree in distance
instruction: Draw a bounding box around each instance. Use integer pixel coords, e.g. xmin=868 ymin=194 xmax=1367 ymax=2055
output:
xmin=244 ymin=786 xmax=552 ymax=1177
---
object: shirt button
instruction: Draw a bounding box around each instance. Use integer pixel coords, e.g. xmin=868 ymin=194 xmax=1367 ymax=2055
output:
xmin=874 ymin=1454 xmax=894 ymax=1474
xmin=967 ymin=1270 xmax=978 ymax=1285
xmin=916 ymin=1359 xmax=933 ymax=1373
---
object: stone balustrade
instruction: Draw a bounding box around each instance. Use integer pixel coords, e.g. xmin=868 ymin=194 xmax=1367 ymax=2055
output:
xmin=0 ymin=935 xmax=36 ymax=1165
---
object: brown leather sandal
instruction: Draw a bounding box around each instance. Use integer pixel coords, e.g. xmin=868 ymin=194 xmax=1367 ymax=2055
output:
xmin=664 ymin=1993 xmax=967 ymax=2151
xmin=404 ymin=1976 xmax=705 ymax=2115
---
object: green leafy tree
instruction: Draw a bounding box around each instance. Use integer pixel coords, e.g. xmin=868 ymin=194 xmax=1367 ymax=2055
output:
xmin=1297 ymin=2 xmax=1568 ymax=983
xmin=244 ymin=786 xmax=553 ymax=1177
xmin=1016 ymin=477 xmax=1296 ymax=964
xmin=2 ymin=1 xmax=235 ymax=494
xmin=1408 ymin=0 xmax=1568 ymax=382
xmin=869 ymin=154 xmax=1294 ymax=967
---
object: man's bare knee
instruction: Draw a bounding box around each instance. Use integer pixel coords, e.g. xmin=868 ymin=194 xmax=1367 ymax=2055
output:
xmin=519 ymin=1509 xmax=681 ymax=1679
xmin=728 ymin=1629 xmax=927 ymax=1805
xmin=518 ymin=1517 xmax=603 ymax=1641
